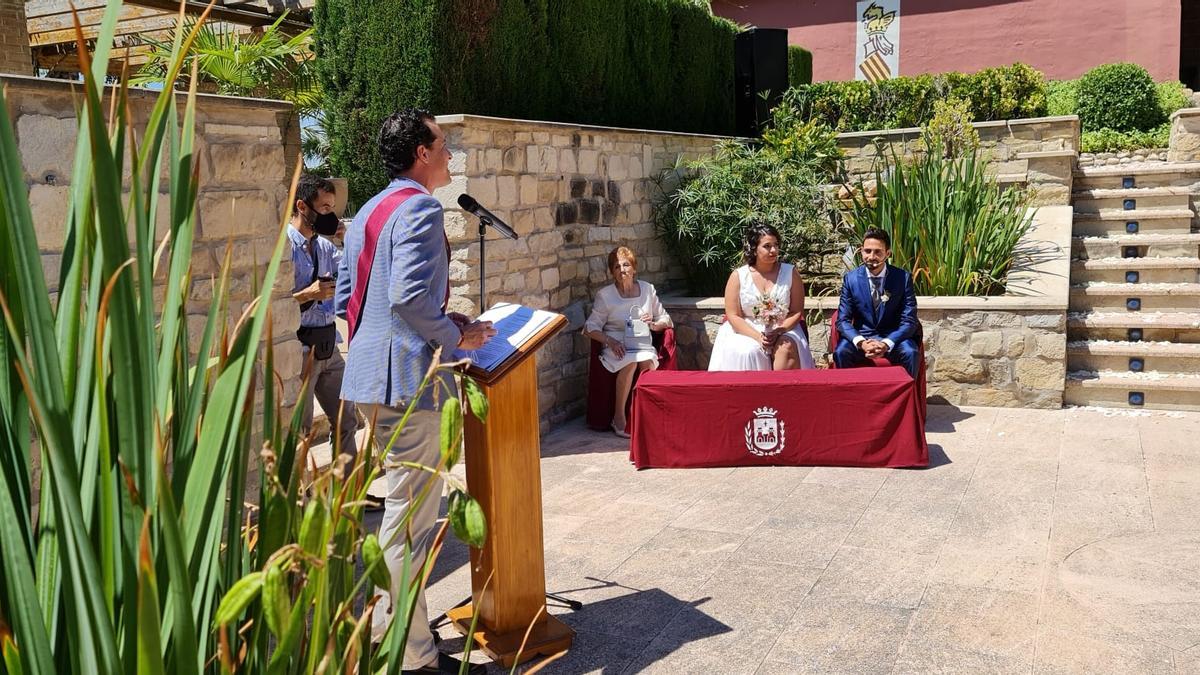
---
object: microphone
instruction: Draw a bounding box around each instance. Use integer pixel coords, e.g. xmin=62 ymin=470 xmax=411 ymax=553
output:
xmin=457 ymin=194 xmax=518 ymax=240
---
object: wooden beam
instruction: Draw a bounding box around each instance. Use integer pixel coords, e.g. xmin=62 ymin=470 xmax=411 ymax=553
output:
xmin=29 ymin=7 xmax=177 ymax=47
xmin=124 ymin=0 xmax=310 ymax=31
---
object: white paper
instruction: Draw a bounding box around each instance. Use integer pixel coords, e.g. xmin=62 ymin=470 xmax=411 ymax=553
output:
xmin=459 ymin=303 xmax=560 ymax=372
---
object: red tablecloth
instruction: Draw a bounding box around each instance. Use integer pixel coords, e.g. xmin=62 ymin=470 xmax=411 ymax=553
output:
xmin=629 ymin=367 xmax=928 ymax=469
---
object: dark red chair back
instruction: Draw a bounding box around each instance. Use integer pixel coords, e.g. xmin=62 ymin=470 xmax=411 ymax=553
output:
xmin=586 ymin=328 xmax=676 ymax=432
xmin=827 ymin=309 xmax=927 ymax=415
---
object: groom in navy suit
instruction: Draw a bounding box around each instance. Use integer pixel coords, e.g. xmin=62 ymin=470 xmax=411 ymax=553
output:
xmin=833 ymin=228 xmax=921 ymax=378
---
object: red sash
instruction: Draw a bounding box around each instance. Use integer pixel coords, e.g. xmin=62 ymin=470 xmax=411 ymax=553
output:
xmin=346 ymin=187 xmax=424 ymax=343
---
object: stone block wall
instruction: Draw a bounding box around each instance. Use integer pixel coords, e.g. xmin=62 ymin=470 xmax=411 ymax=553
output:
xmin=1168 ymin=108 xmax=1200 ymax=162
xmin=0 ymin=0 xmax=32 ymax=76
xmin=5 ymin=74 xmax=304 ymax=409
xmin=435 ymin=115 xmax=723 ymax=429
xmin=837 ymin=116 xmax=1081 ymax=206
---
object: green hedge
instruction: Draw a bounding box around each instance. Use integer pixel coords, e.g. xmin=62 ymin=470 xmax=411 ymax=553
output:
xmin=1045 ymin=64 xmax=1190 ymax=152
xmin=785 ymin=63 xmax=1048 ymax=132
xmin=314 ymin=0 xmax=738 ymax=205
xmin=788 ymin=46 xmax=813 ymax=88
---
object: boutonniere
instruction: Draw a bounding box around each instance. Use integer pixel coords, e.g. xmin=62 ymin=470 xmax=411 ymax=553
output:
xmin=880 ymin=292 xmax=890 ymax=303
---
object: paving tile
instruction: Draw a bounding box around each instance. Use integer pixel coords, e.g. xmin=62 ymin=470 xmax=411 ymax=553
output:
xmin=891 ymin=643 xmax=1034 ymax=674
xmin=1178 ymin=646 xmax=1200 ymax=675
xmin=904 ymin=583 xmax=1039 ymax=660
xmin=945 ymin=496 xmax=1053 ymax=560
xmin=765 ymin=599 xmax=912 ymax=673
xmin=709 ymin=464 xmax=814 ymax=501
xmin=734 ymin=517 xmax=856 ymax=569
xmin=775 ymin=482 xmax=878 ymax=525
xmin=693 ymin=558 xmax=823 ymax=627
xmin=627 ymin=621 xmax=779 ymax=675
xmin=1144 ymin=451 xmax=1200 ymax=486
xmin=541 ymin=478 xmax=631 ymax=516
xmin=1056 ymin=531 xmax=1200 ymax=651
xmin=802 ymin=466 xmax=891 ymax=492
xmin=807 ymin=546 xmax=935 ymax=610
xmin=1147 ymin=479 xmax=1200 ymax=531
xmin=671 ymin=496 xmax=778 ymax=536
xmin=840 ymin=498 xmax=960 ymax=556
xmin=1032 ymin=627 xmax=1174 ymax=674
xmin=1055 ymin=460 xmax=1148 ymax=494
xmin=928 ymin=548 xmax=1047 ymax=596
xmin=499 ymin=628 xmax=651 ymax=674
xmin=965 ymin=464 xmax=1059 ymax=502
xmin=1048 ymin=487 xmax=1155 ymax=561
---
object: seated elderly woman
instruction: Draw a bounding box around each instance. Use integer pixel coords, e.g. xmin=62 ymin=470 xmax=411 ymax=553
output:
xmin=707 ymin=223 xmax=816 ymax=371
xmin=584 ymin=246 xmax=672 ymax=438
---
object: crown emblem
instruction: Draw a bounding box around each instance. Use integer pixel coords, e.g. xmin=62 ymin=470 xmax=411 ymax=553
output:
xmin=753 ymin=407 xmax=777 ymax=418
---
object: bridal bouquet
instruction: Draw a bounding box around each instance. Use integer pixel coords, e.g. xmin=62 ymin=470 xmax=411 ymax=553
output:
xmin=750 ymin=292 xmax=787 ymax=328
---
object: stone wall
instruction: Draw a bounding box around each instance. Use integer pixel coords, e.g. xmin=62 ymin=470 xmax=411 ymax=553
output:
xmin=837 ymin=116 xmax=1081 ymax=206
xmin=5 ymin=74 xmax=305 ymax=409
xmin=1168 ymin=108 xmax=1200 ymax=162
xmin=1078 ymin=149 xmax=1170 ymax=167
xmin=435 ymin=114 xmax=723 ymax=429
xmin=0 ymin=0 xmax=32 ymax=76
xmin=663 ymin=205 xmax=1074 ymax=409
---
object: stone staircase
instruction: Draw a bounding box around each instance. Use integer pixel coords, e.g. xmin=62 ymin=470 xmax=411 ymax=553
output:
xmin=1066 ymin=163 xmax=1200 ymax=411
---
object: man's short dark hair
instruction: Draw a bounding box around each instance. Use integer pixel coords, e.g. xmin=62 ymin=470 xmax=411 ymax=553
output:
xmin=293 ymin=174 xmax=335 ymax=215
xmin=862 ymin=228 xmax=891 ymax=249
xmin=379 ymin=108 xmax=436 ymax=179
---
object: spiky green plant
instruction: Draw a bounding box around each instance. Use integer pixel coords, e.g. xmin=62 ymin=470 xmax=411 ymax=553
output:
xmin=844 ymin=141 xmax=1034 ymax=296
xmin=0 ymin=3 xmax=485 ymax=674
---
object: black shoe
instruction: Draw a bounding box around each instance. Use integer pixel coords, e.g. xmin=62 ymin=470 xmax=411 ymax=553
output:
xmin=401 ymin=652 xmax=486 ymax=675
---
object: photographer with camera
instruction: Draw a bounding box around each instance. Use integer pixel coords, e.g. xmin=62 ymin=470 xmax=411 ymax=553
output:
xmin=289 ymin=174 xmax=358 ymax=466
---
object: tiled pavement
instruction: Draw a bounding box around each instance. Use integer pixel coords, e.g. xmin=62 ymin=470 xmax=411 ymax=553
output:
xmin=403 ymin=405 xmax=1200 ymax=673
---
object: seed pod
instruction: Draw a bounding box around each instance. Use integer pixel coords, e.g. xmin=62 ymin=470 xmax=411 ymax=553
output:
xmin=298 ymin=500 xmax=326 ymax=557
xmin=362 ymin=533 xmax=392 ymax=590
xmin=213 ymin=571 xmax=264 ymax=627
xmin=261 ymin=563 xmax=290 ymax=637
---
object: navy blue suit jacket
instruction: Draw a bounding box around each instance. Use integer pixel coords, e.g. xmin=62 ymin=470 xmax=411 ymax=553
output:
xmin=836 ymin=264 xmax=919 ymax=346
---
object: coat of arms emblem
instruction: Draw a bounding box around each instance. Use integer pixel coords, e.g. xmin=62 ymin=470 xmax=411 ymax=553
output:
xmin=745 ymin=407 xmax=785 ymax=456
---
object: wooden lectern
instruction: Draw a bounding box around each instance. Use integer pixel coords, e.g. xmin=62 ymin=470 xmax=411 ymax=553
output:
xmin=447 ymin=313 xmax=574 ymax=667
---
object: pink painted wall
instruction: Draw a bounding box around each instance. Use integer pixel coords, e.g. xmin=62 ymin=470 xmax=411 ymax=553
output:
xmin=712 ymin=0 xmax=1181 ymax=83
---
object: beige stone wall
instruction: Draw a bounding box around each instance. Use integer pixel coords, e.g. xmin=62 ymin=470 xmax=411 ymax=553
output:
xmin=663 ymin=205 xmax=1074 ymax=409
xmin=837 ymin=116 xmax=1081 ymax=206
xmin=1168 ymin=108 xmax=1200 ymax=162
xmin=0 ymin=0 xmax=32 ymax=76
xmin=435 ymin=114 xmax=723 ymax=428
xmin=5 ymin=74 xmax=305 ymax=407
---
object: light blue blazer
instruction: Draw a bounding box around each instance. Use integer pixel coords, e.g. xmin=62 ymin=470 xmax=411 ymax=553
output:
xmin=336 ymin=178 xmax=461 ymax=410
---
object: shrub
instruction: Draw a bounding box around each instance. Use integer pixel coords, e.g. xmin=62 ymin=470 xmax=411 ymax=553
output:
xmin=1080 ymin=123 xmax=1171 ymax=152
xmin=315 ymin=0 xmax=738 ymax=206
xmin=922 ymin=97 xmax=980 ymax=158
xmin=788 ymin=45 xmax=813 ymax=87
xmin=654 ymin=105 xmax=847 ymax=295
xmin=1076 ymin=62 xmax=1162 ymax=132
xmin=786 ymin=63 xmax=1048 ymax=132
xmin=1046 ymin=79 xmax=1079 ymax=117
xmin=844 ymin=142 xmax=1034 ymax=296
xmin=1156 ymin=79 xmax=1191 ymax=118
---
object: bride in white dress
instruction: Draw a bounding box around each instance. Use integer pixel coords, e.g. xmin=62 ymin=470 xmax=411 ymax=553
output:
xmin=707 ymin=224 xmax=816 ymax=371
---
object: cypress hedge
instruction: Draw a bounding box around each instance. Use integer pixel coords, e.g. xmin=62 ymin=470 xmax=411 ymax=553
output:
xmin=314 ymin=0 xmax=739 ymax=205
xmin=788 ymin=46 xmax=813 ymax=88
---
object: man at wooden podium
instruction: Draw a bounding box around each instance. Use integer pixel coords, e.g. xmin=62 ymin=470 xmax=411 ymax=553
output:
xmin=336 ymin=108 xmax=495 ymax=674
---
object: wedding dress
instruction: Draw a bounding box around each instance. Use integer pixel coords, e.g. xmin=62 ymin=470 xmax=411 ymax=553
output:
xmin=706 ymin=263 xmax=816 ymax=371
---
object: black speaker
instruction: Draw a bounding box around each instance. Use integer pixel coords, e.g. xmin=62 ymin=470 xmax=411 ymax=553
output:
xmin=734 ymin=28 xmax=789 ymax=138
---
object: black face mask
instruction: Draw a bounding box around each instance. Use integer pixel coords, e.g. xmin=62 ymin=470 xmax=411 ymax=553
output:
xmin=306 ymin=202 xmax=340 ymax=237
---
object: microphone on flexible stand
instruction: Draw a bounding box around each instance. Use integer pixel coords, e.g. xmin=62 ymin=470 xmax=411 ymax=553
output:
xmin=457 ymin=193 xmax=517 ymax=311
xmin=457 ymin=194 xmax=518 ymax=240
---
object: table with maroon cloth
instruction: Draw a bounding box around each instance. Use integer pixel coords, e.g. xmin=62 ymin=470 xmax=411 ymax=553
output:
xmin=628 ymin=367 xmax=927 ymax=469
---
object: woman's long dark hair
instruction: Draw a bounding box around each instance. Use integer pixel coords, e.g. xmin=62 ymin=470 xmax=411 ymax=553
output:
xmin=743 ymin=223 xmax=783 ymax=266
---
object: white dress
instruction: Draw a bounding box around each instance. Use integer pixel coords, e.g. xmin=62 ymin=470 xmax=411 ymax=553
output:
xmin=585 ymin=280 xmax=672 ymax=373
xmin=707 ymin=263 xmax=816 ymax=371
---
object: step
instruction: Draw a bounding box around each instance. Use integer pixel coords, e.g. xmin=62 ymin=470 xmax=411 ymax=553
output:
xmin=1071 ymin=211 xmax=1194 ymax=238
xmin=1068 ymin=282 xmax=1200 ymax=312
xmin=1070 ymin=257 xmax=1200 ymax=284
xmin=1073 ymin=162 xmax=1200 ymax=191
xmin=1071 ymin=207 xmax=1194 ymax=221
xmin=1067 ymin=311 xmax=1200 ymax=343
xmin=1071 ymin=186 xmax=1192 ymax=213
xmin=1071 ymin=233 xmax=1200 ymax=258
xmin=1065 ymin=370 xmax=1200 ymax=411
xmin=1067 ymin=339 xmax=1200 ymax=373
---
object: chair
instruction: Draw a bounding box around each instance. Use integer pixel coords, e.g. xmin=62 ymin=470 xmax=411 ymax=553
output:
xmin=586 ymin=328 xmax=676 ymax=432
xmin=827 ymin=308 xmax=927 ymax=411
